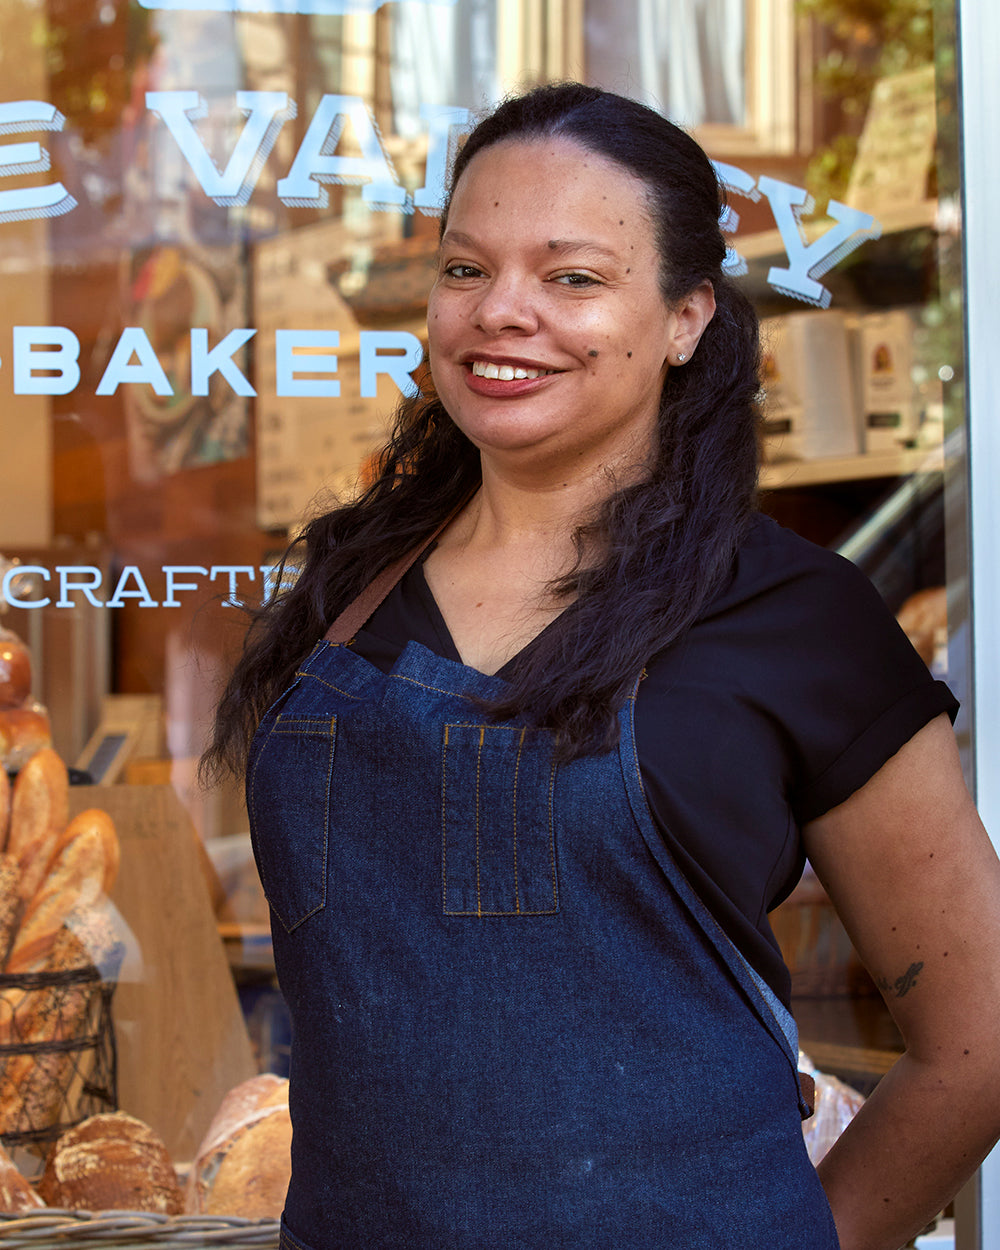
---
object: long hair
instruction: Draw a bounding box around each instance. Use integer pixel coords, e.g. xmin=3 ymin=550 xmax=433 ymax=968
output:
xmin=203 ymin=82 xmax=761 ymax=779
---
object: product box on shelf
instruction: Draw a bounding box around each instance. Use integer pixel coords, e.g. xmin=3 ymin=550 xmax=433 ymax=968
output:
xmin=760 ymin=312 xmax=861 ymax=462
xmin=858 ymin=310 xmax=922 ymax=452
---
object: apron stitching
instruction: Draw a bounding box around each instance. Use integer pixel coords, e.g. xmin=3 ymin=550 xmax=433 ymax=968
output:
xmin=294 ymin=670 xmax=363 ymax=700
xmin=441 ymin=722 xmax=560 ymax=917
xmin=442 ymin=725 xmax=450 ymax=913
xmin=446 ymin=909 xmax=559 ymax=916
xmin=475 ymin=726 xmax=485 ymax=917
xmin=272 ymin=715 xmax=336 ymax=734
xmin=512 ymin=727 xmax=525 ymax=915
xmin=547 ymin=757 xmax=559 ymax=910
xmin=395 ymin=672 xmax=481 ymax=698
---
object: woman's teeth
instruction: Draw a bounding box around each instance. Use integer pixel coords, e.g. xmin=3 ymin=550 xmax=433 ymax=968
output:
xmin=470 ymin=361 xmax=555 ymax=381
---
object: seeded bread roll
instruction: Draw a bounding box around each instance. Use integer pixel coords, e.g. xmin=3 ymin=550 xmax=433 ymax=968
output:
xmin=0 ymin=1138 xmax=44 ymax=1212
xmin=37 ymin=1112 xmax=183 ymax=1213
xmin=7 ymin=749 xmax=67 ymax=903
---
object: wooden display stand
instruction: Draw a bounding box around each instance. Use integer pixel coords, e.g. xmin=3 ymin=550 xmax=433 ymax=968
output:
xmin=68 ymin=784 xmax=257 ymax=1161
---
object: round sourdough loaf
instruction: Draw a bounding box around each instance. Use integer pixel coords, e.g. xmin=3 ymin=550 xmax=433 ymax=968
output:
xmin=37 ymin=1112 xmax=183 ymax=1213
xmin=186 ymin=1074 xmax=291 ymax=1219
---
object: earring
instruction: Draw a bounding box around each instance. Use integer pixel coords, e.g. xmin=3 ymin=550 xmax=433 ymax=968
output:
xmin=675 ymin=352 xmax=688 ymax=364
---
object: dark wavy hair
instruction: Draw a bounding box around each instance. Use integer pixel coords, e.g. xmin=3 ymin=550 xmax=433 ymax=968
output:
xmin=203 ymin=81 xmax=761 ymax=779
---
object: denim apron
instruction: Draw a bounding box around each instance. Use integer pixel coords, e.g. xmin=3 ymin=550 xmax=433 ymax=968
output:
xmin=247 ymin=638 xmax=840 ymax=1249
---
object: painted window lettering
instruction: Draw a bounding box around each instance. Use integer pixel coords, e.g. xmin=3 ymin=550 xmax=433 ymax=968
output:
xmin=0 ymin=565 xmax=282 ymax=610
xmin=10 ymin=327 xmax=423 ymax=400
xmin=0 ymin=100 xmax=76 ymax=223
xmin=146 ymin=93 xmax=464 ymax=214
xmin=0 ymin=91 xmax=880 ymax=312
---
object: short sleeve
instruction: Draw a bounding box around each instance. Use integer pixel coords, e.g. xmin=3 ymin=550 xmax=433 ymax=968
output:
xmin=633 ymin=514 xmax=958 ymax=1004
xmin=763 ymin=535 xmax=958 ymax=824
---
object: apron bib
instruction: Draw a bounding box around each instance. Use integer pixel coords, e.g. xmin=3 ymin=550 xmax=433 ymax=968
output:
xmin=247 ymin=639 xmax=839 ymax=1249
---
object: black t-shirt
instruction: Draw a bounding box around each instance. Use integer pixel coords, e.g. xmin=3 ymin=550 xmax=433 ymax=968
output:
xmin=352 ymin=513 xmax=958 ymax=1006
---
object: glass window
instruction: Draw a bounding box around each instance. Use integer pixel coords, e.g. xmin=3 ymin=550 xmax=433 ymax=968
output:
xmin=0 ymin=0 xmax=980 ymax=1242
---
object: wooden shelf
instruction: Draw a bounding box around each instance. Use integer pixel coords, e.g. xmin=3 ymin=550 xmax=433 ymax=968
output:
xmin=760 ymin=445 xmax=944 ymax=490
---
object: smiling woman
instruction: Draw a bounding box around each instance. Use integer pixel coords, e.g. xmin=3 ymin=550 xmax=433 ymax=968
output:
xmin=204 ymin=82 xmax=1000 ymax=1250
xmin=426 ymin=138 xmax=693 ymax=482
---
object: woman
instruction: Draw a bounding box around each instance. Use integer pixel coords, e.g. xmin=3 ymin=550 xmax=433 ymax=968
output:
xmin=206 ymin=83 xmax=1000 ymax=1249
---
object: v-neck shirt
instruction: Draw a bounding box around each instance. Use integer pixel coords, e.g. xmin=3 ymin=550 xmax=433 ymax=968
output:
xmin=351 ymin=512 xmax=957 ymax=1007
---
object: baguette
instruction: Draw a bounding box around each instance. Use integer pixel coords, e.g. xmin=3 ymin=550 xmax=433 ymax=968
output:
xmin=0 ymin=765 xmax=10 ymax=851
xmin=0 ymin=852 xmax=22 ymax=970
xmin=7 ymin=749 xmax=68 ymax=903
xmin=47 ymin=807 xmax=120 ymax=895
xmin=6 ymin=820 xmax=108 ymax=975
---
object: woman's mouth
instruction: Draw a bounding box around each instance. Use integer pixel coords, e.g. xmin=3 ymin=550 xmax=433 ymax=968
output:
xmin=469 ymin=360 xmax=557 ymax=381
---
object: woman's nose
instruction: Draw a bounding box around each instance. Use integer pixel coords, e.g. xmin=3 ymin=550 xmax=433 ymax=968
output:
xmin=472 ymin=274 xmax=539 ymax=336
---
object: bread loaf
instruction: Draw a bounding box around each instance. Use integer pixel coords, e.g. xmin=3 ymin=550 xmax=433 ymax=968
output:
xmin=0 ymin=707 xmax=53 ymax=774
xmin=37 ymin=1111 xmax=183 ymax=1213
xmin=0 ymin=911 xmax=124 ymax=1136
xmin=0 ymin=1138 xmax=44 ymax=1212
xmin=7 ymin=749 xmax=68 ymax=903
xmin=186 ymin=1074 xmax=291 ymax=1218
xmin=0 ymin=766 xmax=10 ymax=852
xmin=50 ymin=807 xmax=120 ymax=895
xmin=203 ymin=1103 xmax=292 ymax=1218
xmin=0 ymin=635 xmax=31 ymax=709
xmin=7 ymin=811 xmax=116 ymax=974
xmin=0 ymin=852 xmax=22 ymax=970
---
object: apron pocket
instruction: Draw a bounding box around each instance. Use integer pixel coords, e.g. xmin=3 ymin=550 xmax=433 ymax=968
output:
xmin=442 ymin=723 xmax=559 ymax=916
xmin=248 ymin=711 xmax=336 ymax=932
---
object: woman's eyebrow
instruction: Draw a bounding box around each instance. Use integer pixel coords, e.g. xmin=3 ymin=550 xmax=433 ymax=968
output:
xmin=441 ymin=230 xmax=620 ymax=264
xmin=542 ymin=238 xmax=620 ymax=262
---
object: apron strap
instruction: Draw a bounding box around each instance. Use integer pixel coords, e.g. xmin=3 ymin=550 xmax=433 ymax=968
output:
xmin=322 ymin=492 xmax=475 ymax=645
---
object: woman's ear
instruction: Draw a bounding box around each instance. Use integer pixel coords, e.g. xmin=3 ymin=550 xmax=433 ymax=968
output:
xmin=666 ymin=280 xmax=716 ymax=367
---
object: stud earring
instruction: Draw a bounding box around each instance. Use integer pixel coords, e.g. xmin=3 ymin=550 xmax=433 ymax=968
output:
xmin=675 ymin=352 xmax=688 ymax=364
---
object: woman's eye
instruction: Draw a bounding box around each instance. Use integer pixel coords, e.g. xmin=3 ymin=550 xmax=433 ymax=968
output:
xmin=443 ymin=263 xmax=483 ymax=279
xmin=554 ymin=272 xmax=600 ymax=287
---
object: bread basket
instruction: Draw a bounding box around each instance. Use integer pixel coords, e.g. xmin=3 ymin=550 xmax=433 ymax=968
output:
xmin=0 ymin=1210 xmax=280 ymax=1248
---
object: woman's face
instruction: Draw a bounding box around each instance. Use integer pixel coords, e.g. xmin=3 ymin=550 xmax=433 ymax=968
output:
xmin=427 ymin=137 xmax=701 ymax=480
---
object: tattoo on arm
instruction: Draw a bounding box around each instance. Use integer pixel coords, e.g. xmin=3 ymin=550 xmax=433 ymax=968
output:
xmin=876 ymin=961 xmax=924 ymax=999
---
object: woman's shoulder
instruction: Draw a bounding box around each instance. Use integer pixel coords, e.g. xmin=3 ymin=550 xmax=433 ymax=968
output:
xmin=710 ymin=511 xmax=887 ymax=624
xmin=737 ymin=511 xmax=865 ymax=581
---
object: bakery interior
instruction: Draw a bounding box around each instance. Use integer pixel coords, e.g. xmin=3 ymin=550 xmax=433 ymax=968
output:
xmin=0 ymin=0 xmax=971 ymax=1242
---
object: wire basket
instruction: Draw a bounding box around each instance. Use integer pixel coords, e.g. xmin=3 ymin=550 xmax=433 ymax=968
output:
xmin=0 ymin=965 xmax=117 ymax=1157
xmin=0 ymin=1211 xmax=280 ymax=1249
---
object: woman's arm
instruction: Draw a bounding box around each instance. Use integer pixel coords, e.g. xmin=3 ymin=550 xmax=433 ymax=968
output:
xmin=801 ymin=712 xmax=1000 ymax=1250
